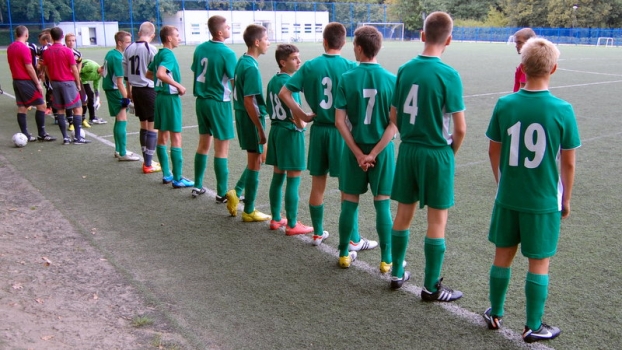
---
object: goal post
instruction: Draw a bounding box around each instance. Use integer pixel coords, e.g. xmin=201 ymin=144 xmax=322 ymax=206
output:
xmin=357 ymin=22 xmax=405 ymax=41
xmin=596 ymin=37 xmax=614 ymax=47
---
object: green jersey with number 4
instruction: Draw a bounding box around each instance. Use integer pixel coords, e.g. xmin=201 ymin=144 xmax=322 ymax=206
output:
xmin=392 ymin=55 xmax=464 ymax=147
xmin=486 ymin=89 xmax=581 ymax=213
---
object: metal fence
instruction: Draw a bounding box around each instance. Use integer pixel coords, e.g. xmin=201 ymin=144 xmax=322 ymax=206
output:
xmin=1 ymin=0 xmax=620 ymax=46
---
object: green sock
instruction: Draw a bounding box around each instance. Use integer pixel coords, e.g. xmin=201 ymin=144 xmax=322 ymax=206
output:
xmin=214 ymin=157 xmax=229 ymax=197
xmin=285 ymin=176 xmax=301 ymax=228
xmin=391 ymin=230 xmax=409 ymax=278
xmin=116 ymin=120 xmax=128 ymax=156
xmin=424 ymin=237 xmax=446 ymax=292
xmin=525 ymin=272 xmax=549 ymax=331
xmin=374 ymin=199 xmax=392 ymax=264
xmin=489 ymin=265 xmax=511 ymax=317
xmin=194 ymin=153 xmax=208 ymax=189
xmin=269 ymin=172 xmax=286 ymax=220
xmin=156 ymin=145 xmax=171 ymax=177
xmin=113 ymin=120 xmax=120 ymax=153
xmin=235 ymin=168 xmax=248 ymax=197
xmin=350 ymin=206 xmax=360 ymax=243
xmin=170 ymin=147 xmax=183 ymax=181
xmin=338 ymin=200 xmax=358 ymax=257
xmin=309 ymin=204 xmax=324 ymax=235
xmin=243 ymin=169 xmax=259 ymax=214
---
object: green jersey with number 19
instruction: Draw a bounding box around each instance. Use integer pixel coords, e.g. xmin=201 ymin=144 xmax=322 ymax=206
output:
xmin=266 ymin=72 xmax=301 ymax=131
xmin=334 ymin=63 xmax=396 ymax=144
xmin=486 ymin=89 xmax=581 ymax=213
xmin=392 ymin=55 xmax=465 ymax=147
xmin=285 ymin=53 xmax=357 ymax=125
xmin=191 ymin=40 xmax=236 ymax=101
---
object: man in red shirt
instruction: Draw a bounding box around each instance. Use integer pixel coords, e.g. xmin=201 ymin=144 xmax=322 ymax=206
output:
xmin=41 ymin=27 xmax=90 ymax=144
xmin=7 ymin=26 xmax=55 ymax=142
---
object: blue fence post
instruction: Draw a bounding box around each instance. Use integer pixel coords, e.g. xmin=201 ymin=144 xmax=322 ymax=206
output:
xmin=40 ymin=0 xmax=44 ymax=29
xmin=129 ymin=0 xmax=135 ymax=39
xmin=7 ymin=0 xmax=14 ymax=42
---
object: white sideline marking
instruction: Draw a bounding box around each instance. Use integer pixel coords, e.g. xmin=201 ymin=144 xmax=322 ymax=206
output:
xmin=464 ymin=79 xmax=622 ymax=99
xmin=557 ymin=68 xmax=622 ymax=77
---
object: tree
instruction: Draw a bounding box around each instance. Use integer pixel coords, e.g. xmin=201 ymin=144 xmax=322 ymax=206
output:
xmin=501 ymin=0 xmax=549 ymax=27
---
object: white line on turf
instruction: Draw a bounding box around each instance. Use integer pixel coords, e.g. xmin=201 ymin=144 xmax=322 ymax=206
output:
xmin=557 ymin=68 xmax=622 ymax=77
xmin=464 ymin=79 xmax=622 ymax=99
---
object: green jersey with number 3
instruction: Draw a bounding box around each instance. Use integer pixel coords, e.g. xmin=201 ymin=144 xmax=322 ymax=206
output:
xmin=486 ymin=90 xmax=581 ymax=213
xmin=285 ymin=53 xmax=357 ymax=125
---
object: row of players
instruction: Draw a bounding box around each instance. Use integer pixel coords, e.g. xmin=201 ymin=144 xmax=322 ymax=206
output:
xmin=7 ymin=12 xmax=579 ymax=344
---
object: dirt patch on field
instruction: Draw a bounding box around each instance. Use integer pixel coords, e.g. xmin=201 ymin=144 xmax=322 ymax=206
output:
xmin=0 ymin=156 xmax=188 ymax=350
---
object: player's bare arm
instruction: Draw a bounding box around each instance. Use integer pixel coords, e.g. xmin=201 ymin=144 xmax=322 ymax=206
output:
xmin=243 ymin=95 xmax=266 ymax=144
xmin=279 ymin=86 xmax=314 ymax=123
xmin=488 ymin=140 xmax=501 ymax=184
xmin=450 ymin=111 xmax=466 ymax=154
xmin=560 ymin=149 xmax=576 ymax=218
xmin=71 ymin=65 xmax=81 ymax=91
xmin=156 ymin=66 xmax=186 ymax=96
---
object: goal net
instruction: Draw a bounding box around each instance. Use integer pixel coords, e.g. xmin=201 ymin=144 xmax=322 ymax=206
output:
xmin=596 ymin=37 xmax=614 ymax=47
xmin=357 ymin=23 xmax=404 ymax=41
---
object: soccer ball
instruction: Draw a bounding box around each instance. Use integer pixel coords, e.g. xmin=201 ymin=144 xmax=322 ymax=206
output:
xmin=71 ymin=128 xmax=86 ymax=140
xmin=12 ymin=133 xmax=28 ymax=148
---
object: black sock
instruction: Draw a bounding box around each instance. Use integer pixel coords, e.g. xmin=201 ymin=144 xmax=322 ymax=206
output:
xmin=140 ymin=129 xmax=147 ymax=158
xmin=35 ymin=110 xmax=46 ymax=137
xmin=17 ymin=113 xmax=29 ymax=135
xmin=57 ymin=114 xmax=68 ymax=139
xmin=73 ymin=115 xmax=83 ymax=140
xmin=145 ymin=130 xmax=157 ymax=166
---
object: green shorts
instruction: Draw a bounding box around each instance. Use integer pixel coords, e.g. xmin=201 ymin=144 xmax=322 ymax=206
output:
xmin=265 ymin=124 xmax=306 ymax=171
xmin=339 ymin=142 xmax=395 ymax=196
xmin=196 ymin=98 xmax=234 ymax=140
xmin=307 ymin=123 xmax=343 ymax=177
xmin=235 ymin=110 xmax=265 ymax=153
xmin=391 ymin=143 xmax=454 ymax=209
xmin=154 ymin=94 xmax=182 ymax=132
xmin=488 ymin=205 xmax=561 ymax=259
xmin=105 ymin=90 xmax=124 ymax=117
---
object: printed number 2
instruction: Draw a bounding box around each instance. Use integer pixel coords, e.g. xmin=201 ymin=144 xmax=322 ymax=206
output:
xmin=507 ymin=121 xmax=546 ymax=168
xmin=363 ymin=89 xmax=377 ymax=125
xmin=319 ymin=77 xmax=332 ymax=110
xmin=196 ymin=58 xmax=208 ymax=83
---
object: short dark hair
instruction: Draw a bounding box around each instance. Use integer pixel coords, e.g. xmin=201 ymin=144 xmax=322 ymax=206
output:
xmin=159 ymin=25 xmax=177 ymax=43
xmin=353 ymin=26 xmax=382 ymax=59
xmin=50 ymin=27 xmax=64 ymax=41
xmin=323 ymin=22 xmax=346 ymax=50
xmin=208 ymin=15 xmax=227 ymax=38
xmin=114 ymin=31 xmax=131 ymax=45
xmin=15 ymin=25 xmax=28 ymax=38
xmin=243 ymin=24 xmax=266 ymax=48
xmin=423 ymin=11 xmax=453 ymax=45
xmin=275 ymin=44 xmax=299 ymax=68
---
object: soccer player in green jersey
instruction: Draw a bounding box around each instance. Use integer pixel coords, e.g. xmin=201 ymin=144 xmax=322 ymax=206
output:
xmin=279 ymin=23 xmax=377 ymax=249
xmin=265 ymin=44 xmax=315 ymax=236
xmin=190 ymin=15 xmax=237 ymax=202
xmin=225 ymin=24 xmax=271 ymax=222
xmin=482 ymin=37 xmax=580 ymax=344
xmin=103 ymin=31 xmax=138 ymax=160
xmin=148 ymin=26 xmax=193 ymax=188
xmin=334 ymin=26 xmax=396 ymax=270
xmin=388 ymin=12 xmax=466 ymax=303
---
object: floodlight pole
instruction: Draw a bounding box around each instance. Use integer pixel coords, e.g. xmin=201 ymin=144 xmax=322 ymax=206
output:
xmin=572 ymin=4 xmax=578 ymax=44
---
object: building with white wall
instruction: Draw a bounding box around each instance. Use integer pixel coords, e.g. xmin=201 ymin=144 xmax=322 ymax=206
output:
xmin=162 ymin=10 xmax=329 ymax=45
xmin=57 ymin=21 xmax=119 ymax=47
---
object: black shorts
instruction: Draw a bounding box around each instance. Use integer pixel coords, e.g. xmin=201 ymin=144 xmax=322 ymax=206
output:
xmin=132 ymin=86 xmax=156 ymax=122
xmin=13 ymin=80 xmax=44 ymax=107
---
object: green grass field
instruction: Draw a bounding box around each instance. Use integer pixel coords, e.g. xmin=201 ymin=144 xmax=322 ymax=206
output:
xmin=1 ymin=40 xmax=621 ymax=349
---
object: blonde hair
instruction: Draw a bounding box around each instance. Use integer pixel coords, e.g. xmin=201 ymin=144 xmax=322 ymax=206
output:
xmin=521 ymin=38 xmax=560 ymax=78
xmin=424 ymin=12 xmax=453 ymax=45
xmin=138 ymin=22 xmax=155 ymax=37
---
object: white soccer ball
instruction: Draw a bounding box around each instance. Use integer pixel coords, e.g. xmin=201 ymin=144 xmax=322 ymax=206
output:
xmin=12 ymin=133 xmax=28 ymax=147
xmin=71 ymin=128 xmax=86 ymax=139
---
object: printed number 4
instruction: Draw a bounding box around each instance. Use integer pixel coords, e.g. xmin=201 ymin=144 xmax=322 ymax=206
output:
xmin=507 ymin=121 xmax=546 ymax=168
xmin=404 ymin=84 xmax=418 ymax=124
